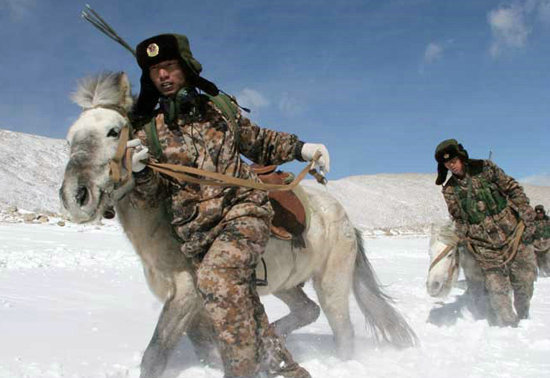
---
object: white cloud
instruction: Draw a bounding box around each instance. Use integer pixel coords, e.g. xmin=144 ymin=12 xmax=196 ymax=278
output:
xmin=487 ymin=0 xmax=550 ymax=57
xmin=235 ymin=88 xmax=269 ymax=111
xmin=423 ymin=42 xmax=444 ymax=64
xmin=488 ymin=4 xmax=530 ymax=57
xmin=278 ymin=92 xmax=304 ymax=116
xmin=0 ymin=0 xmax=36 ymax=20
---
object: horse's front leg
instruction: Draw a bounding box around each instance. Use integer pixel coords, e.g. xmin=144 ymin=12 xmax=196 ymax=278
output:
xmin=186 ymin=311 xmax=222 ymax=368
xmin=140 ymin=271 xmax=201 ymax=378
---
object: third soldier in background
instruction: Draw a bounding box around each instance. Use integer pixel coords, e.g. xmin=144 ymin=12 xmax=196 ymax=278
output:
xmin=435 ymin=139 xmax=538 ymax=327
xmin=533 ymin=204 xmax=550 ymax=276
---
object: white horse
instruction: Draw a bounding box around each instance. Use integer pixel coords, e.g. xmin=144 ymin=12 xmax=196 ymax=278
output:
xmin=426 ymin=221 xmax=494 ymax=325
xmin=60 ymin=72 xmax=417 ymax=378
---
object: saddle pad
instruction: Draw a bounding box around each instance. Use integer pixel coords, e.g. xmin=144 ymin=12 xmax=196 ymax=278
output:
xmin=251 ymin=165 xmax=307 ymax=242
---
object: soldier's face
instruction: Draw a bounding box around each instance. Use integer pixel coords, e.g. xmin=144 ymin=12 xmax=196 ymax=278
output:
xmin=536 ymin=210 xmax=544 ymax=219
xmin=149 ymin=59 xmax=187 ymax=97
xmin=444 ymin=157 xmax=465 ymax=177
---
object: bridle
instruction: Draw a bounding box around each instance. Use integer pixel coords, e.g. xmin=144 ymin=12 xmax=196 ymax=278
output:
xmin=428 ymin=243 xmax=459 ymax=282
xmin=84 ymin=104 xmax=134 ymax=190
xmin=109 ymin=124 xmax=132 ymax=186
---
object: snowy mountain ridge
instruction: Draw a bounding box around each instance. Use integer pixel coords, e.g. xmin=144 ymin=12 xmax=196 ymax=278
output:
xmin=1 ymin=128 xmax=549 ymax=232
xmin=0 ymin=129 xmax=68 ymax=214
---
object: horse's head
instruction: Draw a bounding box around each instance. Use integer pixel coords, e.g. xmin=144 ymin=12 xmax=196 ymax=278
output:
xmin=60 ymin=72 xmax=134 ymax=223
xmin=426 ymin=221 xmax=460 ymax=298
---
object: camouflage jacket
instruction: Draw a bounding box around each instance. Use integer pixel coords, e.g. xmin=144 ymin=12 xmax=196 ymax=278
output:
xmin=130 ymin=93 xmax=303 ymax=257
xmin=442 ymin=159 xmax=534 ymax=250
xmin=534 ymin=215 xmax=550 ymax=240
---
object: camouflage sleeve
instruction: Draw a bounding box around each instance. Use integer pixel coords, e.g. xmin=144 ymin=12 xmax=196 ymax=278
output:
xmin=236 ymin=112 xmax=304 ymax=166
xmin=442 ymin=185 xmax=468 ymax=238
xmin=485 ymin=160 xmax=534 ymax=222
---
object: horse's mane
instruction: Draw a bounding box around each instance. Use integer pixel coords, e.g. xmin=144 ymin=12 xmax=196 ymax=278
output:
xmin=430 ymin=220 xmax=459 ymax=247
xmin=71 ymin=72 xmax=127 ymax=109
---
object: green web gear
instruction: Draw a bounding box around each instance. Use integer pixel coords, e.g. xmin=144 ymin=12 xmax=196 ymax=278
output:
xmin=144 ymin=93 xmax=239 ymax=161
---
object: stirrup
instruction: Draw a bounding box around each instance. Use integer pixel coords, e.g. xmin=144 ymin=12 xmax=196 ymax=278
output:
xmin=255 ymin=258 xmax=268 ymax=287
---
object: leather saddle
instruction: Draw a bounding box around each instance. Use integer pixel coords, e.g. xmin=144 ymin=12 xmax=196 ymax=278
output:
xmin=251 ymin=164 xmax=306 ymax=245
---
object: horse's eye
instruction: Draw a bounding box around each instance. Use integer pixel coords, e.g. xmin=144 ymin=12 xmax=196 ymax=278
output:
xmin=107 ymin=128 xmax=120 ymax=138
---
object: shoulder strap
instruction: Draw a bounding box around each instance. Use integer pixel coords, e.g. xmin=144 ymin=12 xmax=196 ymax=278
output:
xmin=144 ymin=94 xmax=240 ymax=160
xmin=206 ymin=93 xmax=240 ymax=137
xmin=144 ymin=117 xmax=164 ymax=160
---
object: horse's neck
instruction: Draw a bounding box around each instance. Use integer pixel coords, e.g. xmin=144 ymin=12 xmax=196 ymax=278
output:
xmin=116 ymin=196 xmax=191 ymax=273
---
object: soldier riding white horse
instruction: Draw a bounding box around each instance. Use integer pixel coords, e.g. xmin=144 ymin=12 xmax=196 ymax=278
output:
xmin=60 ymin=71 xmax=417 ymax=378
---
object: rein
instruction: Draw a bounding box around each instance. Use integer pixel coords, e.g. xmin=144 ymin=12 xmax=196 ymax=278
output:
xmin=465 ymin=221 xmax=525 ymax=271
xmin=428 ymin=243 xmax=460 ymax=290
xmin=145 ymin=152 xmax=321 ymax=191
xmin=109 ymin=119 xmax=323 ymax=192
xmin=428 ymin=244 xmax=456 ymax=273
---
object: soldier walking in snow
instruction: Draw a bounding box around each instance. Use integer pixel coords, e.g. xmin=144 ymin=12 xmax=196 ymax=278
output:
xmin=533 ymin=204 xmax=550 ymax=242
xmin=435 ymin=139 xmax=537 ymax=327
xmin=127 ymin=33 xmax=329 ymax=377
xmin=533 ymin=204 xmax=550 ymax=275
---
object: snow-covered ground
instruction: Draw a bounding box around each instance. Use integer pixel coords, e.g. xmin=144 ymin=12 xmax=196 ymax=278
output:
xmin=1 ymin=221 xmax=549 ymax=378
xmin=1 ymin=128 xmax=549 ymax=377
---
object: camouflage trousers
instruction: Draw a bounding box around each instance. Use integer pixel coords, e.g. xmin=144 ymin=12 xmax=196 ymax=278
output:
xmin=483 ymin=243 xmax=537 ymax=326
xmin=195 ymin=215 xmax=309 ymax=378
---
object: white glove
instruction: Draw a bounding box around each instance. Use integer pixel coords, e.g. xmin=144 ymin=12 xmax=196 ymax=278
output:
xmin=301 ymin=143 xmax=330 ymax=175
xmin=127 ymin=139 xmax=150 ymax=172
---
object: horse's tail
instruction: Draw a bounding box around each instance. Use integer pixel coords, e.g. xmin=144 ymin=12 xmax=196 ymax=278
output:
xmin=352 ymin=228 xmax=418 ymax=348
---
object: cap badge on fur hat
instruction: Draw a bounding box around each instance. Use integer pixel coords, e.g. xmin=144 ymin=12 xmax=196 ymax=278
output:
xmin=146 ymin=43 xmax=159 ymax=57
xmin=443 ymin=153 xmax=450 ymax=159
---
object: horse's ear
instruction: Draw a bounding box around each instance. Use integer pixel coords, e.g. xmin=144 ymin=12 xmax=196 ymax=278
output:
xmin=117 ymin=72 xmax=133 ymax=112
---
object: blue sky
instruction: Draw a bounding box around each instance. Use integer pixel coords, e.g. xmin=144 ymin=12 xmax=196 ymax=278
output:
xmin=1 ymin=0 xmax=549 ymax=182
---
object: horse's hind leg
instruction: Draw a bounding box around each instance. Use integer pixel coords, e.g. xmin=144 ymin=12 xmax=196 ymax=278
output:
xmin=272 ymin=284 xmax=321 ymax=338
xmin=313 ymin=235 xmax=356 ymax=359
xmin=140 ymin=271 xmax=201 ymax=378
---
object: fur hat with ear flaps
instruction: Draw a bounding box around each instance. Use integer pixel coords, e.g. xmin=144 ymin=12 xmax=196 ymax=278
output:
xmin=134 ymin=34 xmax=219 ymax=116
xmin=434 ymin=139 xmax=469 ymax=185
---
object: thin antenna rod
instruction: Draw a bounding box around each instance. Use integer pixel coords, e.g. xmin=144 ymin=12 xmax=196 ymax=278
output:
xmin=81 ymin=4 xmax=136 ymax=57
